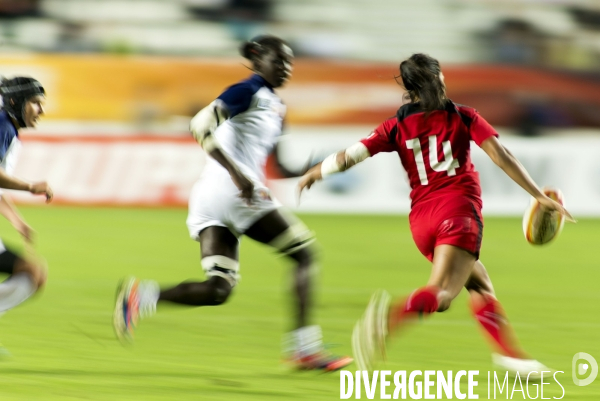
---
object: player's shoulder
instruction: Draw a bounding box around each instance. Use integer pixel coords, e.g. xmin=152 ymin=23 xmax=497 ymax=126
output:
xmin=222 ymin=74 xmax=271 ymax=97
xmin=453 ymin=102 xmax=480 ymax=118
xmin=374 ymin=115 xmax=399 ymax=136
xmin=396 ymin=100 xmax=472 ymax=122
xmin=396 ymin=102 xmax=423 ymax=122
xmin=449 ymin=101 xmax=487 ymax=129
xmin=0 ymin=111 xmax=15 ymax=136
xmin=0 ymin=110 xmax=18 ymax=161
xmin=0 ymin=110 xmax=9 ymax=126
xmin=382 ymin=115 xmax=398 ymax=126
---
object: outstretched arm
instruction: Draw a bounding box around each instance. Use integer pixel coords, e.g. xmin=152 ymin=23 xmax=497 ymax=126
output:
xmin=0 ymin=169 xmax=53 ymax=202
xmin=480 ymin=136 xmax=573 ymax=220
xmin=0 ymin=195 xmax=33 ymax=242
xmin=297 ymin=142 xmax=370 ymax=197
xmin=0 ymin=169 xmax=53 ymax=243
xmin=190 ymin=101 xmax=254 ymax=202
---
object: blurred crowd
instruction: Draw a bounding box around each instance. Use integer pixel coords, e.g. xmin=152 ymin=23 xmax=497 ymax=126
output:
xmin=1 ymin=0 xmax=599 ymax=133
xmin=0 ymin=0 xmax=598 ymax=70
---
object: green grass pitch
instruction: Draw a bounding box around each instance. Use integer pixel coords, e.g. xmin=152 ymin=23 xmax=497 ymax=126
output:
xmin=0 ymin=206 xmax=598 ymax=400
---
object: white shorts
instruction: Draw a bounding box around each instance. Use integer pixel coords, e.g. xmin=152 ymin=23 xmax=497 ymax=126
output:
xmin=186 ymin=169 xmax=281 ymax=240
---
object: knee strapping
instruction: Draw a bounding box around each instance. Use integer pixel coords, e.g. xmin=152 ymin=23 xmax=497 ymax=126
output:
xmin=201 ymin=256 xmax=240 ymax=287
xmin=269 ymin=224 xmax=315 ymax=256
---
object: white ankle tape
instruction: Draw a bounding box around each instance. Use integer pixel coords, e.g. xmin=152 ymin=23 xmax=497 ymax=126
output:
xmin=294 ymin=325 xmax=323 ymax=356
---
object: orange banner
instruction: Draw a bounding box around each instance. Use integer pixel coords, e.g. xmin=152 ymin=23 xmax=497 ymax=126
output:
xmin=1 ymin=55 xmax=599 ymax=127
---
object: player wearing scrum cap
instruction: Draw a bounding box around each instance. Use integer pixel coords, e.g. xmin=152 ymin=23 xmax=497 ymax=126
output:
xmin=298 ymin=54 xmax=572 ymax=376
xmin=0 ymin=76 xmax=54 ymax=353
xmin=113 ymin=35 xmax=351 ymax=371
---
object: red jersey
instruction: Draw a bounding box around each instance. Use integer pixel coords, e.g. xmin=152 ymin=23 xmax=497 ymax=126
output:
xmin=360 ymin=100 xmax=498 ymax=207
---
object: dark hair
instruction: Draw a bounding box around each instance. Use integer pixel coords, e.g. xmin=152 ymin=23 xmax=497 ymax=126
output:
xmin=0 ymin=76 xmax=45 ymax=128
xmin=398 ymin=54 xmax=447 ymax=113
xmin=239 ymin=35 xmax=288 ymax=62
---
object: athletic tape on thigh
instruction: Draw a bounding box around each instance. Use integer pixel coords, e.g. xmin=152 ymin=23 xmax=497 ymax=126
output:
xmin=201 ymin=255 xmax=240 ymax=287
xmin=268 ymin=223 xmax=315 ymax=256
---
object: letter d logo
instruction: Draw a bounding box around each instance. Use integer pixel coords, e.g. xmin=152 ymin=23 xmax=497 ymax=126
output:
xmin=572 ymin=352 xmax=598 ymax=386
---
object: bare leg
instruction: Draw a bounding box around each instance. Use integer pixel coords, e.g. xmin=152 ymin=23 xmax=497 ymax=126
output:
xmin=158 ymin=226 xmax=236 ymax=306
xmin=114 ymin=227 xmax=238 ymax=343
xmin=388 ymin=244 xmax=476 ymax=332
xmin=465 ymin=260 xmax=495 ymax=297
xmin=244 ymin=210 xmax=313 ymax=329
xmin=354 ymin=245 xmax=477 ymax=371
xmin=13 ymin=257 xmax=47 ymax=289
xmin=0 ymin=251 xmax=46 ymax=313
xmin=428 ymin=244 xmax=477 ymax=312
xmin=244 ymin=209 xmax=351 ymax=370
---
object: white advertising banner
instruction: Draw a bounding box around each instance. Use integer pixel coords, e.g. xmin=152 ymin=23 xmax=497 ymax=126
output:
xmin=273 ymin=127 xmax=600 ymax=217
xmin=8 ymin=129 xmax=600 ymax=216
xmin=10 ymin=136 xmax=206 ymax=206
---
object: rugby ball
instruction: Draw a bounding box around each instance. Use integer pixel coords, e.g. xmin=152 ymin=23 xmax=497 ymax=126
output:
xmin=522 ymin=187 xmax=565 ymax=245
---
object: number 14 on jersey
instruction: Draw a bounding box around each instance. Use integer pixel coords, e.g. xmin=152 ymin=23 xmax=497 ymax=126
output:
xmin=406 ymin=135 xmax=460 ymax=185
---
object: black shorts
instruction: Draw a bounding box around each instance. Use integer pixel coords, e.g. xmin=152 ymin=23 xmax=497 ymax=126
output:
xmin=0 ymin=248 xmax=20 ymax=275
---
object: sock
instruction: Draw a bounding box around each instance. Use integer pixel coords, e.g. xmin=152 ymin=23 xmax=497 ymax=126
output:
xmin=471 ymin=295 xmax=524 ymax=359
xmin=0 ymin=274 xmax=36 ymax=312
xmin=388 ymin=287 xmax=439 ymax=333
xmin=137 ymin=280 xmax=160 ymax=318
xmin=288 ymin=325 xmax=322 ymax=358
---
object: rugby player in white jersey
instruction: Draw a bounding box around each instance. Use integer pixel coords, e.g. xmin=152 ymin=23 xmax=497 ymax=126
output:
xmin=0 ymin=77 xmax=54 ymax=353
xmin=114 ymin=35 xmax=352 ymax=371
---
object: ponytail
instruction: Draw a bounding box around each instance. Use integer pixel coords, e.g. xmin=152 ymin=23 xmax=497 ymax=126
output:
xmin=239 ymin=41 xmax=262 ymax=61
xmin=398 ymin=54 xmax=447 ymax=113
xmin=239 ymin=35 xmax=288 ymax=63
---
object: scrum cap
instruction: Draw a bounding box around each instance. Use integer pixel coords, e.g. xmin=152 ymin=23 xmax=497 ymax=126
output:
xmin=0 ymin=77 xmax=45 ymax=128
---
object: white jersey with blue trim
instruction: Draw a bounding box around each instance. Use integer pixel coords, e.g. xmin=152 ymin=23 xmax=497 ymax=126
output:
xmin=206 ymin=74 xmax=286 ymax=183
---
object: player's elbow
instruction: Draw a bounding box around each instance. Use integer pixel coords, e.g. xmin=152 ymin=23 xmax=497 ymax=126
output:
xmin=189 ymin=106 xmax=210 ymax=134
xmin=190 ymin=101 xmax=227 ymax=137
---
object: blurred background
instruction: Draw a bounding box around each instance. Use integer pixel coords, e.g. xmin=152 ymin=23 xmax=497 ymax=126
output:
xmin=1 ymin=0 xmax=600 ymax=213
xmin=1 ymin=3 xmax=600 ymax=401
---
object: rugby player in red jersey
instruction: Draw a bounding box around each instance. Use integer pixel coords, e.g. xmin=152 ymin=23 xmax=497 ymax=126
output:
xmin=298 ymin=54 xmax=572 ymax=375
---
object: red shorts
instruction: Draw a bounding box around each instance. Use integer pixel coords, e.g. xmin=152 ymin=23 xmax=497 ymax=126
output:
xmin=409 ymin=196 xmax=483 ymax=262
